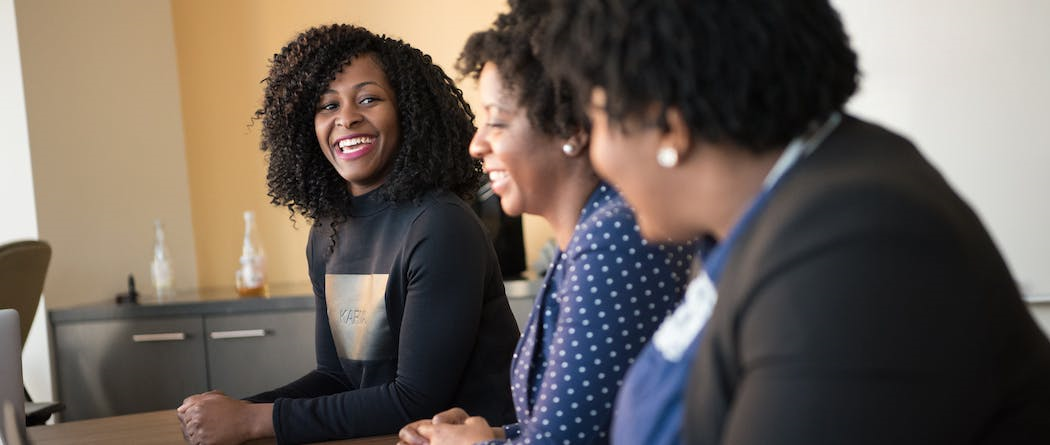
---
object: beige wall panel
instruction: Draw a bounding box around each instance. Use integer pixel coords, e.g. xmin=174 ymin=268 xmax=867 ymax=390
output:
xmin=17 ymin=0 xmax=198 ymax=308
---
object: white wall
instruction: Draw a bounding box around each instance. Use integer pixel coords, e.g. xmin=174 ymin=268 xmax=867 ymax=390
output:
xmin=1030 ymin=303 xmax=1050 ymax=334
xmin=0 ymin=0 xmax=51 ymax=403
xmin=833 ymin=0 xmax=1050 ymax=297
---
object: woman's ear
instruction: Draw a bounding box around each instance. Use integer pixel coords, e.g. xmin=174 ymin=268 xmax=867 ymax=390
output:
xmin=567 ymin=128 xmax=590 ymax=152
xmin=560 ymin=128 xmax=590 ymax=158
xmin=659 ymin=108 xmax=692 ymax=163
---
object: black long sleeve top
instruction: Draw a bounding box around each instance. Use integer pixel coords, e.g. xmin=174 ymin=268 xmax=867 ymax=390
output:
xmin=247 ymin=189 xmax=519 ymax=444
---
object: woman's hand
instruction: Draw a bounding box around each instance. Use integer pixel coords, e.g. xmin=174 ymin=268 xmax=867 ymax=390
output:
xmin=399 ymin=407 xmax=503 ymax=445
xmin=415 ymin=415 xmax=497 ymax=445
xmin=432 ymin=407 xmax=471 ymax=425
xmin=398 ymin=418 xmax=435 ymax=445
xmin=176 ymin=391 xmax=273 ymax=445
xmin=399 ymin=407 xmax=469 ymax=445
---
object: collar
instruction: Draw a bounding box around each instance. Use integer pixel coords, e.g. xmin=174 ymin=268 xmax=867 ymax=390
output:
xmin=574 ymin=182 xmax=617 ymax=230
xmin=762 ymin=112 xmax=842 ymax=190
xmin=702 ymin=112 xmax=843 ymax=281
xmin=346 ymin=185 xmax=393 ymax=217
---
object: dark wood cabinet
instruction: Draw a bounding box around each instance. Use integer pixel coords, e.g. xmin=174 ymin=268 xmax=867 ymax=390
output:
xmin=49 ymin=280 xmax=539 ymax=421
xmin=50 ymin=295 xmax=315 ymax=421
xmin=204 ymin=310 xmax=314 ymax=399
xmin=53 ymin=316 xmax=209 ymax=420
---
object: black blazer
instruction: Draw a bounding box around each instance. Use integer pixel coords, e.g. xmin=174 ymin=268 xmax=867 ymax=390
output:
xmin=684 ymin=116 xmax=1050 ymax=444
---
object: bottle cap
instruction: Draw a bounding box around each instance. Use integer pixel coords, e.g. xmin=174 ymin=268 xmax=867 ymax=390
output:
xmin=115 ymin=274 xmax=139 ymax=304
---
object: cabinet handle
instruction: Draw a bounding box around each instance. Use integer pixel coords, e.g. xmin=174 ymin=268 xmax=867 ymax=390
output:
xmin=132 ymin=332 xmax=186 ymax=342
xmin=209 ymin=329 xmax=267 ymax=340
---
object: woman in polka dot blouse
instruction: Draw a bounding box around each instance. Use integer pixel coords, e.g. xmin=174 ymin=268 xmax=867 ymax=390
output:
xmin=397 ymin=3 xmax=695 ymax=445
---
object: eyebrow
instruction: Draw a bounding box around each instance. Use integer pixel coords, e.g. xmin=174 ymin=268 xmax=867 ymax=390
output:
xmin=483 ymin=103 xmax=512 ymax=114
xmin=321 ymin=81 xmax=383 ymax=95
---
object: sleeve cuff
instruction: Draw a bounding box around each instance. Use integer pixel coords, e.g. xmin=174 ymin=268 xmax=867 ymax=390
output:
xmin=503 ymin=423 xmax=521 ymax=439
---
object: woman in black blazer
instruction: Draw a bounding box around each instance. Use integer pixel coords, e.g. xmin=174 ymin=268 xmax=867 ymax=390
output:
xmin=534 ymin=0 xmax=1050 ymax=444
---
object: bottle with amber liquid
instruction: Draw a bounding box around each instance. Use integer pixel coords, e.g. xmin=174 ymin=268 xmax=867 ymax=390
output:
xmin=235 ymin=211 xmax=268 ymax=297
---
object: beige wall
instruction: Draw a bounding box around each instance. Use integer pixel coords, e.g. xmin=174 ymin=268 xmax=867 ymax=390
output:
xmin=16 ymin=0 xmax=199 ymax=309
xmin=171 ymin=0 xmax=553 ymax=289
xmin=16 ymin=0 xmax=553 ymax=315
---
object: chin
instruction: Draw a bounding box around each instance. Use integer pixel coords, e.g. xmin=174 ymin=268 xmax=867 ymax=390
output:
xmin=498 ymin=200 xmax=525 ymax=218
xmin=637 ymin=215 xmax=693 ymax=244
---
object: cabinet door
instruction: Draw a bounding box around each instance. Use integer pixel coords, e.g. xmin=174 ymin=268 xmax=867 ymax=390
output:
xmin=53 ymin=316 xmax=207 ymax=420
xmin=204 ymin=310 xmax=315 ymax=399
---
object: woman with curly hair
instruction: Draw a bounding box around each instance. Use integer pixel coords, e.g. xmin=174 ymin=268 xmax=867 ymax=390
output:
xmin=177 ymin=24 xmax=519 ymax=445
xmin=535 ymin=0 xmax=1050 ymax=444
xmin=397 ymin=2 xmax=694 ymax=444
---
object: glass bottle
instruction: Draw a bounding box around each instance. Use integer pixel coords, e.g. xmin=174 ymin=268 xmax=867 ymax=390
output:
xmin=150 ymin=219 xmax=176 ymax=301
xmin=235 ymin=210 xmax=268 ymax=297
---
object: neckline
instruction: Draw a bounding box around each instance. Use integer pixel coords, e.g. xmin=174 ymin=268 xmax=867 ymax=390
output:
xmin=346 ymin=185 xmax=394 ymax=217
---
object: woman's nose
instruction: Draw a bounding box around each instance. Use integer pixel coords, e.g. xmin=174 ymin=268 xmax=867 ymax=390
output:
xmin=336 ymin=107 xmax=363 ymax=129
xmin=468 ymin=130 xmax=489 ymax=159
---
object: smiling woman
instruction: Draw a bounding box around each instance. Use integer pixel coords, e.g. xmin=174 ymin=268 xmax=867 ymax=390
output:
xmin=313 ymin=55 xmax=401 ymax=197
xmin=256 ymin=25 xmax=481 ymax=221
xmin=175 ymin=24 xmax=519 ymax=445
xmin=396 ymin=2 xmax=695 ymax=444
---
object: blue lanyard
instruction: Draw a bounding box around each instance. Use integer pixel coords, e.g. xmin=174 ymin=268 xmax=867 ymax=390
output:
xmin=702 ymin=113 xmax=842 ymax=282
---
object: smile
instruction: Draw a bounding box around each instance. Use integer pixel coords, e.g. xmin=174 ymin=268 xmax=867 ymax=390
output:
xmin=337 ymin=136 xmax=375 ymax=153
xmin=487 ymin=169 xmax=512 ymax=196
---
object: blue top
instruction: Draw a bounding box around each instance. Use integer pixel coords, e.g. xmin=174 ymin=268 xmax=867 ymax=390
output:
xmin=610 ymin=193 xmax=774 ymax=445
xmin=482 ymin=184 xmax=694 ymax=445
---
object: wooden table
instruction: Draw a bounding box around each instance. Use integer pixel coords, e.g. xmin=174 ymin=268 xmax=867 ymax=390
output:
xmin=27 ymin=410 xmax=398 ymax=444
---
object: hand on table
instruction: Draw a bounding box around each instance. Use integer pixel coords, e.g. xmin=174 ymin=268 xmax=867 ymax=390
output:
xmin=176 ymin=390 xmax=273 ymax=445
xmin=398 ymin=407 xmax=500 ymax=445
xmin=398 ymin=407 xmax=468 ymax=445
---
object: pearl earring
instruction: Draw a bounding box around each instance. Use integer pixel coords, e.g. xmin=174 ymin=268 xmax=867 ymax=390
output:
xmin=656 ymin=147 xmax=679 ymax=168
xmin=562 ymin=143 xmax=581 ymax=157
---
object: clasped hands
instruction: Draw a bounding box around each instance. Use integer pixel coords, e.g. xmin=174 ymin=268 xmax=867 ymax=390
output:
xmin=398 ymin=407 xmax=503 ymax=445
xmin=176 ymin=390 xmax=273 ymax=445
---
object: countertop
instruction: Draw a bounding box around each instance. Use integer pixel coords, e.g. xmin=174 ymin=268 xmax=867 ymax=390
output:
xmin=49 ymin=279 xmax=542 ymax=323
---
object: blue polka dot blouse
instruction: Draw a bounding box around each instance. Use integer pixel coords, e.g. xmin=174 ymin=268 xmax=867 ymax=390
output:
xmin=483 ymin=184 xmax=694 ymax=445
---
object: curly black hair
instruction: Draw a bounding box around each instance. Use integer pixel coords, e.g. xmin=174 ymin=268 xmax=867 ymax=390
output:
xmin=257 ymin=24 xmax=480 ymax=221
xmin=536 ymin=0 xmax=859 ymax=152
xmin=456 ymin=0 xmax=586 ymax=139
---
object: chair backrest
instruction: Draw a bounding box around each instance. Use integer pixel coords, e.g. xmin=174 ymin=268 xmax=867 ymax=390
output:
xmin=0 ymin=240 xmax=51 ymax=346
xmin=0 ymin=309 xmax=26 ymax=444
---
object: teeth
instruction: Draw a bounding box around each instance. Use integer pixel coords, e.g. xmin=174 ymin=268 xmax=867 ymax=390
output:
xmin=337 ymin=136 xmax=375 ymax=151
xmin=489 ymin=171 xmax=508 ymax=182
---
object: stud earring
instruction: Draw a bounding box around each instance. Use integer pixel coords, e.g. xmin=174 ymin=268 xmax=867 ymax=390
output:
xmin=562 ymin=143 xmax=582 ymax=157
xmin=656 ymin=147 xmax=679 ymax=168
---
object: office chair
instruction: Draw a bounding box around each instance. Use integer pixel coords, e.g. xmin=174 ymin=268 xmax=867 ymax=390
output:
xmin=472 ymin=178 xmax=527 ymax=279
xmin=0 ymin=239 xmax=64 ymax=426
